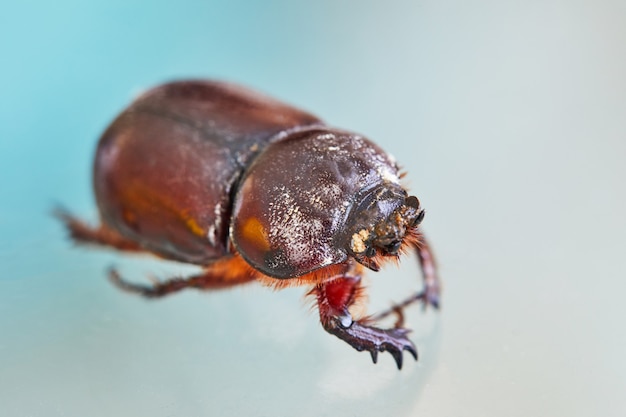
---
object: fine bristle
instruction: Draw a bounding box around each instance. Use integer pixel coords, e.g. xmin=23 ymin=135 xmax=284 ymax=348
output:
xmin=368 ymin=225 xmax=422 ymax=271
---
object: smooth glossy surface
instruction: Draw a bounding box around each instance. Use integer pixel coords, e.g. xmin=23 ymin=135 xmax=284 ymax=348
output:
xmin=93 ymin=81 xmax=320 ymax=264
xmin=2 ymin=1 xmax=626 ymax=416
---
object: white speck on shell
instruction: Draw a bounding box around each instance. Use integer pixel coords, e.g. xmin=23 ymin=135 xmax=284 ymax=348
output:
xmin=378 ymin=166 xmax=400 ymax=184
xmin=267 ymin=187 xmax=337 ymax=268
xmin=207 ymin=201 xmax=223 ymax=246
xmin=207 ymin=225 xmax=216 ymax=246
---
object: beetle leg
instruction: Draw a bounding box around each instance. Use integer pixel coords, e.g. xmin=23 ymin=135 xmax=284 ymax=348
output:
xmin=313 ymin=273 xmax=417 ymax=369
xmin=108 ymin=255 xmax=257 ymax=298
xmin=415 ymin=235 xmax=441 ymax=309
xmin=370 ymin=292 xmax=425 ymax=323
xmin=54 ymin=208 xmax=144 ymax=253
xmin=370 ymin=235 xmax=441 ymax=323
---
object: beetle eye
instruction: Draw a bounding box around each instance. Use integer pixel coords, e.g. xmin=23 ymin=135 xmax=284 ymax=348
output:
xmin=405 ymin=196 xmax=420 ymax=209
xmin=365 ymin=246 xmax=376 ymax=258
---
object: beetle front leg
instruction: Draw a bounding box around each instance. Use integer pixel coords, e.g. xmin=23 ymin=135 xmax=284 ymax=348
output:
xmin=416 ymin=235 xmax=441 ymax=309
xmin=371 ymin=235 xmax=441 ymax=323
xmin=313 ymin=275 xmax=417 ymax=369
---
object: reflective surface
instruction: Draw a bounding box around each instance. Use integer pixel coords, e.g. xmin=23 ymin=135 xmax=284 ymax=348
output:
xmin=1 ymin=1 xmax=625 ymax=416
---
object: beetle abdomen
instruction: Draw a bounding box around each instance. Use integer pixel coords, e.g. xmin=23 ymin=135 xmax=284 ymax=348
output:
xmin=94 ymin=81 xmax=321 ymax=265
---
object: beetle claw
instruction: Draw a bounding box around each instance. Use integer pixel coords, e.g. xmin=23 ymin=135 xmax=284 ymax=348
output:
xmin=324 ymin=318 xmax=417 ymax=369
xmin=404 ymin=343 xmax=418 ymax=361
xmin=390 ymin=349 xmax=403 ymax=370
xmin=417 ymin=287 xmax=441 ymax=311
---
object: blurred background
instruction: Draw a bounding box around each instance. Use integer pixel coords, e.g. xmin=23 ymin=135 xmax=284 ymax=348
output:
xmin=1 ymin=1 xmax=625 ymax=416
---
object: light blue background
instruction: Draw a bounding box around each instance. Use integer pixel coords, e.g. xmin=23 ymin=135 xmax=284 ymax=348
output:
xmin=1 ymin=1 xmax=625 ymax=416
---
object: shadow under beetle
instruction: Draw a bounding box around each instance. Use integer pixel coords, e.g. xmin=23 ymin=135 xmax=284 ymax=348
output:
xmin=57 ymin=80 xmax=441 ymax=369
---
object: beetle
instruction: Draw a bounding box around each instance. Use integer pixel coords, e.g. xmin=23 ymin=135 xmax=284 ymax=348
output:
xmin=56 ymin=80 xmax=440 ymax=369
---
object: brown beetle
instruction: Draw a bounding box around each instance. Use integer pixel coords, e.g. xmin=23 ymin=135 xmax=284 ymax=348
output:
xmin=57 ymin=80 xmax=440 ymax=369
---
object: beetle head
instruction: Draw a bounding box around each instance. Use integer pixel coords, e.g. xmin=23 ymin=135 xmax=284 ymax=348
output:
xmin=345 ymin=184 xmax=424 ymax=271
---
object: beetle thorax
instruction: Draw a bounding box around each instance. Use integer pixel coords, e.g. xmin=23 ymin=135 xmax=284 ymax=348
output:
xmin=230 ymin=128 xmax=417 ymax=278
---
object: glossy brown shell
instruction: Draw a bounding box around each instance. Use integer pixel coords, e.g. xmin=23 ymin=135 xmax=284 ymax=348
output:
xmin=94 ymin=81 xmax=320 ymax=264
xmin=94 ymin=80 xmax=403 ymax=278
